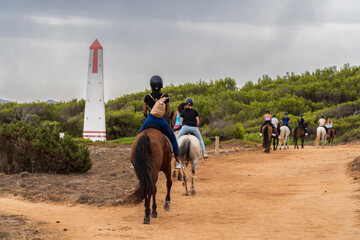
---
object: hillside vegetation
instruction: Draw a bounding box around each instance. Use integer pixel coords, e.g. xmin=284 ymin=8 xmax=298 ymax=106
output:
xmin=1 ymin=64 xmax=360 ymax=143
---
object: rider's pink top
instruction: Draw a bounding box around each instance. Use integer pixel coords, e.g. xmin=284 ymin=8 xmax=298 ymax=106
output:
xmin=319 ymin=118 xmax=326 ymax=126
xmin=264 ymin=113 xmax=271 ymax=121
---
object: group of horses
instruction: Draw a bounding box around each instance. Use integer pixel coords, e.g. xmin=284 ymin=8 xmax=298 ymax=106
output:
xmin=126 ymin=115 xmax=336 ymax=224
xmin=261 ymin=123 xmax=335 ymax=153
xmin=126 ymin=124 xmax=201 ymax=224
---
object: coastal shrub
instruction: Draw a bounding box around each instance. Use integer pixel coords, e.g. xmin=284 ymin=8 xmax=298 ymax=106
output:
xmin=0 ymin=121 xmax=92 ymax=174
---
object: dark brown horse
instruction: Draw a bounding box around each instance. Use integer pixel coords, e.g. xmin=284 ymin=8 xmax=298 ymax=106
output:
xmin=327 ymin=128 xmax=335 ymax=146
xmin=262 ymin=125 xmax=272 ymax=153
xmin=293 ymin=123 xmax=308 ymax=149
xmin=271 ymin=123 xmax=280 ymax=150
xmin=126 ymin=128 xmax=173 ymax=224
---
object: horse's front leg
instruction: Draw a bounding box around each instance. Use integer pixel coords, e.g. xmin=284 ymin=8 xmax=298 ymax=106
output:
xmin=189 ymin=168 xmax=196 ymax=195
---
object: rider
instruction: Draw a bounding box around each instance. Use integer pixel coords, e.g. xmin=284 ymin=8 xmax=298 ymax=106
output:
xmin=318 ymin=114 xmax=328 ymax=133
xmin=173 ymin=102 xmax=186 ymax=131
xmin=259 ymin=109 xmax=276 ymax=137
xmin=176 ymin=98 xmax=209 ymax=159
xmin=281 ymin=112 xmax=292 ymax=136
xmin=298 ymin=114 xmax=308 ymax=136
xmin=271 ymin=113 xmax=279 ymax=135
xmin=327 ymin=118 xmax=334 ymax=137
xmin=137 ymin=75 xmax=181 ymax=166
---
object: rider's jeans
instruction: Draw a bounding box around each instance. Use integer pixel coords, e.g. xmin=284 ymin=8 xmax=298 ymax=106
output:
xmin=138 ymin=114 xmax=179 ymax=157
xmin=176 ymin=125 xmax=207 ymax=154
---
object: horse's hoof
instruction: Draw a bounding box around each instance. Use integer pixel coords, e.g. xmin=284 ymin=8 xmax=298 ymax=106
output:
xmin=172 ymin=171 xmax=176 ymax=178
xmin=190 ymin=189 xmax=196 ymax=195
xmin=182 ymin=181 xmax=185 ymax=186
xmin=177 ymin=174 xmax=182 ymax=181
xmin=151 ymin=211 xmax=158 ymax=218
xmin=163 ymin=201 xmax=170 ymax=211
xmin=143 ymin=217 xmax=150 ymax=224
xmin=183 ymin=192 xmax=189 ymax=196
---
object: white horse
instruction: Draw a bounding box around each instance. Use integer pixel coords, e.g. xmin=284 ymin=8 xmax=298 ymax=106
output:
xmin=315 ymin=127 xmax=327 ymax=148
xmin=177 ymin=134 xmax=202 ymax=196
xmin=279 ymin=126 xmax=290 ymax=150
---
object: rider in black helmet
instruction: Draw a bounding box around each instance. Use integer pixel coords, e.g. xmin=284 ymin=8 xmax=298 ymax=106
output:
xmin=176 ymin=98 xmax=209 ymax=158
xmin=137 ymin=75 xmax=181 ymax=167
xmin=281 ymin=112 xmax=292 ymax=136
xmin=297 ymin=113 xmax=308 ymax=136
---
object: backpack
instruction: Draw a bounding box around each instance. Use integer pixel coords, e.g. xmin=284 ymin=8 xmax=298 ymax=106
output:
xmin=147 ymin=93 xmax=168 ymax=118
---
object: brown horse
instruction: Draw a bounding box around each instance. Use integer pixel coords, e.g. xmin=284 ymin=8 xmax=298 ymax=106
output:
xmin=126 ymin=128 xmax=173 ymax=224
xmin=271 ymin=123 xmax=280 ymax=150
xmin=327 ymin=128 xmax=335 ymax=146
xmin=293 ymin=123 xmax=308 ymax=149
xmin=262 ymin=125 xmax=272 ymax=153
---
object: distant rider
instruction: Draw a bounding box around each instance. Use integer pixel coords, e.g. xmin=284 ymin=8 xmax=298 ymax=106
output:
xmin=271 ymin=113 xmax=279 ymax=135
xmin=318 ymin=114 xmax=328 ymax=133
xmin=176 ymin=98 xmax=209 ymax=160
xmin=281 ymin=112 xmax=292 ymax=136
xmin=259 ymin=109 xmax=276 ymax=137
xmin=173 ymin=102 xmax=186 ymax=131
xmin=297 ymin=114 xmax=308 ymax=136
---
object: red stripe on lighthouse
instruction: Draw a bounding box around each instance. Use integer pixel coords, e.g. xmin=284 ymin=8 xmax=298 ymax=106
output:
xmin=90 ymin=39 xmax=103 ymax=74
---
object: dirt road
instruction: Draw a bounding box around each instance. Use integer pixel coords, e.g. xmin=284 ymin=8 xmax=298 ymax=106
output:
xmin=1 ymin=145 xmax=360 ymax=239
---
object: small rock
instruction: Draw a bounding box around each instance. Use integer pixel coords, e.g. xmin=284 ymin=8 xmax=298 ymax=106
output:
xmin=324 ymin=191 xmax=327 ymax=193
xmin=354 ymin=177 xmax=358 ymax=180
xmin=19 ymin=172 xmax=30 ymax=178
xmin=63 ymin=228 xmax=68 ymax=231
xmin=56 ymin=221 xmax=60 ymax=223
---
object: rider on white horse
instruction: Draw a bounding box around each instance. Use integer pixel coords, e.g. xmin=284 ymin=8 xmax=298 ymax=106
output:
xmin=176 ymin=98 xmax=209 ymax=162
xmin=318 ymin=114 xmax=328 ymax=135
xmin=259 ymin=109 xmax=276 ymax=137
xmin=280 ymin=112 xmax=292 ymax=138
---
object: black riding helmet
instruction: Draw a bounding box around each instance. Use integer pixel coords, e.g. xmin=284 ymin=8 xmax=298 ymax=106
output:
xmin=272 ymin=114 xmax=276 ymax=117
xmin=300 ymin=114 xmax=303 ymax=117
xmin=284 ymin=112 xmax=288 ymax=115
xmin=321 ymin=114 xmax=324 ymax=118
xmin=150 ymin=75 xmax=163 ymax=91
xmin=265 ymin=109 xmax=270 ymax=113
xmin=185 ymin=98 xmax=194 ymax=106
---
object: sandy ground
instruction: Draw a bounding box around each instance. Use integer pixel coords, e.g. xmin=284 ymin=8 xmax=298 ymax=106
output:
xmin=1 ymin=144 xmax=360 ymax=240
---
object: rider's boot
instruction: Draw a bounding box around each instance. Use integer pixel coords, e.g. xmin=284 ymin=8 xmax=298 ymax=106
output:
xmin=203 ymin=153 xmax=209 ymax=158
xmin=174 ymin=156 xmax=183 ymax=169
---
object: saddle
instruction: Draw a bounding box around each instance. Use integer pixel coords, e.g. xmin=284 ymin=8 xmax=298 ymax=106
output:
xmin=145 ymin=124 xmax=173 ymax=154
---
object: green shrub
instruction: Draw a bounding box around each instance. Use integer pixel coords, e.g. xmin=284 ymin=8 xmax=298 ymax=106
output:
xmin=202 ymin=136 xmax=211 ymax=145
xmin=0 ymin=121 xmax=92 ymax=174
xmin=244 ymin=133 xmax=262 ymax=143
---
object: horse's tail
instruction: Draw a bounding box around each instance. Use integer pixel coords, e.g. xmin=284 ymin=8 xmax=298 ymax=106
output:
xmin=315 ymin=128 xmax=320 ymax=147
xmin=263 ymin=126 xmax=269 ymax=148
xmin=126 ymin=135 xmax=155 ymax=205
xmin=279 ymin=128 xmax=285 ymax=145
xmin=179 ymin=138 xmax=191 ymax=161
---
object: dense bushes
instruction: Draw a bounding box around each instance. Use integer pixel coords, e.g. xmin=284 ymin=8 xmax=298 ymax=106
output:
xmin=1 ymin=64 xmax=360 ymax=142
xmin=0 ymin=121 xmax=92 ymax=174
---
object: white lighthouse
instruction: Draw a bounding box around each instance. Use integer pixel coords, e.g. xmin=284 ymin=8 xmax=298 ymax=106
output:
xmin=83 ymin=39 xmax=106 ymax=141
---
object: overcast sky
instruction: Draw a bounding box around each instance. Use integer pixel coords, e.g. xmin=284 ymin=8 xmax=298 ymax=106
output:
xmin=1 ymin=0 xmax=360 ymax=102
